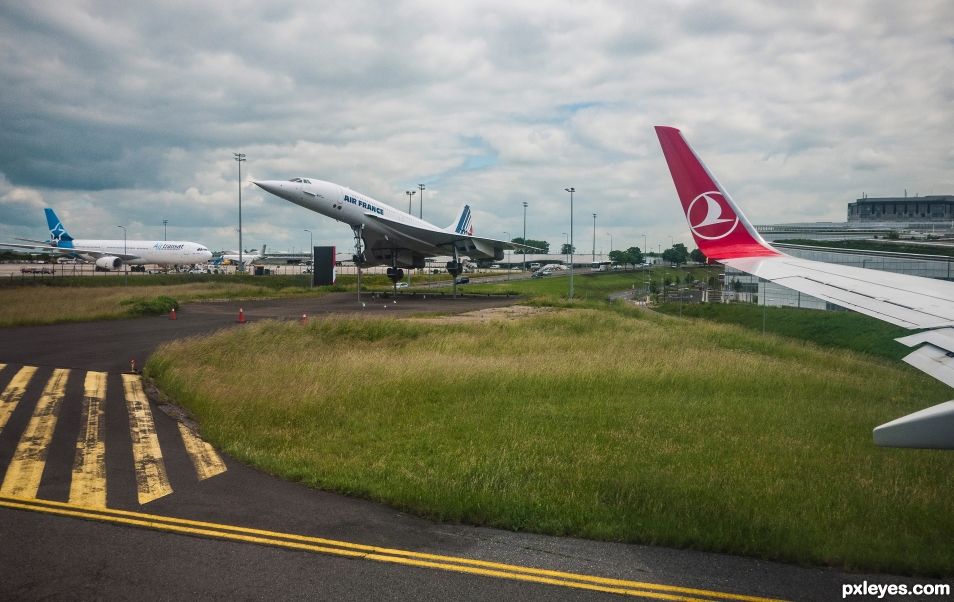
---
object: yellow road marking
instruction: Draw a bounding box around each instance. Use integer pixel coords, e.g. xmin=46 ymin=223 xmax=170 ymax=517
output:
xmin=122 ymin=374 xmax=172 ymax=504
xmin=0 ymin=365 xmax=37 ymax=433
xmin=69 ymin=371 xmax=108 ymax=507
xmin=0 ymin=368 xmax=69 ymax=498
xmin=0 ymin=496 xmax=786 ymax=602
xmin=177 ymin=422 xmax=227 ymax=481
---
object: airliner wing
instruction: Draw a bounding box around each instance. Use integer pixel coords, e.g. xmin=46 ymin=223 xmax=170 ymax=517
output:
xmin=723 ymin=255 xmax=954 ymax=329
xmin=1 ymin=241 xmax=141 ymax=261
xmin=655 ymin=125 xmax=954 ymax=449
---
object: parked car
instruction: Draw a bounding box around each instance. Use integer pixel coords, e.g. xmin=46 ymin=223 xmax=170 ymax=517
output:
xmin=395 ymin=281 xmax=408 ymax=288
xmin=454 ymin=276 xmax=470 ymax=285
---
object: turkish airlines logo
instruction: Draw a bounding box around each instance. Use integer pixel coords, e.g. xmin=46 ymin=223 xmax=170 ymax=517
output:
xmin=687 ymin=191 xmax=738 ymax=240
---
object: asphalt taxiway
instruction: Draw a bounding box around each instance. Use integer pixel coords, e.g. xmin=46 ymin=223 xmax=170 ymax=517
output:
xmin=0 ymin=293 xmax=943 ymax=600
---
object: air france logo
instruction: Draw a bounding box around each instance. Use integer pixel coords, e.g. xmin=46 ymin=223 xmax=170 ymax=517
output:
xmin=687 ymin=191 xmax=738 ymax=240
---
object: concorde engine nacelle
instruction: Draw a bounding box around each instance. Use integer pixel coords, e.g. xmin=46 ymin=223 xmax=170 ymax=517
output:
xmin=95 ymin=256 xmax=123 ymax=271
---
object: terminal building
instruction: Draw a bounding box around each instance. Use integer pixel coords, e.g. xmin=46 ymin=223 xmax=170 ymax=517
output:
xmin=847 ymin=195 xmax=954 ymax=225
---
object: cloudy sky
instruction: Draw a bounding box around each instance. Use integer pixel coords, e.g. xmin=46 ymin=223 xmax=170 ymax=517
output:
xmin=1 ymin=1 xmax=951 ymax=256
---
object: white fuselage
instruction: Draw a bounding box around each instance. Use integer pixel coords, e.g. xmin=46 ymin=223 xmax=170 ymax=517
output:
xmin=67 ymin=239 xmax=212 ymax=265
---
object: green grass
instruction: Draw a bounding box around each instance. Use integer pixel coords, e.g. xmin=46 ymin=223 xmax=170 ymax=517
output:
xmin=462 ymin=267 xmax=717 ymax=300
xmin=655 ymin=303 xmax=911 ymax=362
xmin=146 ymin=305 xmax=954 ymax=576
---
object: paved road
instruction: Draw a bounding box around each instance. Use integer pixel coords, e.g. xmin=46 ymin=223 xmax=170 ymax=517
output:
xmin=0 ymin=293 xmax=944 ymax=601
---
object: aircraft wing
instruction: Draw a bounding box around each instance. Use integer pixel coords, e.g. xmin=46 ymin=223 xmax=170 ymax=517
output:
xmin=362 ymin=212 xmax=542 ymax=253
xmin=655 ymin=125 xmax=954 ymax=449
xmin=1 ymin=241 xmax=141 ymax=261
xmin=723 ymin=255 xmax=954 ymax=329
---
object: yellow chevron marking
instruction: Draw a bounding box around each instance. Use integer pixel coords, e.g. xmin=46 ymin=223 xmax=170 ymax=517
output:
xmin=122 ymin=374 xmax=172 ymax=504
xmin=0 ymin=366 xmax=37 ymax=433
xmin=69 ymin=371 xmax=108 ymax=507
xmin=1 ymin=368 xmax=69 ymax=498
xmin=177 ymin=422 xmax=227 ymax=481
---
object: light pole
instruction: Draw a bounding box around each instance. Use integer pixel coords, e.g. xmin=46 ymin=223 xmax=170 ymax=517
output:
xmin=592 ymin=213 xmax=597 ymax=264
xmin=562 ymin=233 xmax=568 ymax=263
xmin=163 ymin=219 xmax=168 ymax=241
xmin=522 ymin=201 xmax=528 ymax=272
xmin=607 ymin=232 xmax=613 ymax=257
xmin=304 ymin=229 xmax=313 ymax=287
xmin=503 ymin=231 xmax=511 ymax=282
xmin=565 ymin=187 xmax=575 ymax=299
xmin=234 ymin=152 xmax=246 ymax=272
xmin=117 ymin=225 xmax=127 ymax=286
xmin=418 ymin=184 xmax=425 ymax=219
xmin=406 ymin=190 xmax=416 ymax=213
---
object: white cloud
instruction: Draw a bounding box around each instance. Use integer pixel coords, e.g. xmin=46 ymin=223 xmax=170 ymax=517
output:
xmin=0 ymin=0 xmax=952 ymax=254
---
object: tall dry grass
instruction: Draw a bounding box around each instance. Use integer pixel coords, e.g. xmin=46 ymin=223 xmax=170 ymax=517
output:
xmin=148 ymin=306 xmax=954 ymax=575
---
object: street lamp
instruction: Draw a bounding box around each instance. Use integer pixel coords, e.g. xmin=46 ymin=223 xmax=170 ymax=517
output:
xmin=163 ymin=219 xmax=168 ymax=241
xmin=418 ymin=184 xmax=425 ymax=219
xmin=233 ymin=152 xmax=246 ymax=271
xmin=503 ymin=231 xmax=511 ymax=282
xmin=304 ymin=229 xmax=313 ymax=287
xmin=592 ymin=213 xmax=597 ymax=264
xmin=565 ymin=187 xmax=575 ymax=299
xmin=405 ymin=190 xmax=416 ymax=213
xmin=522 ymin=201 xmax=528 ymax=272
xmin=117 ymin=225 xmax=127 ymax=286
xmin=562 ymin=233 xmax=568 ymax=263
xmin=607 ymin=232 xmax=613 ymax=257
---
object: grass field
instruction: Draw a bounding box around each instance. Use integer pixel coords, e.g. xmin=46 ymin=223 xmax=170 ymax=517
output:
xmin=655 ymin=302 xmax=912 ymax=362
xmin=146 ymin=304 xmax=954 ymax=576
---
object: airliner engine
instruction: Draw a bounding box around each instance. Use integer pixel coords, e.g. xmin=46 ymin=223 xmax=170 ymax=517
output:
xmin=95 ymin=256 xmax=123 ymax=270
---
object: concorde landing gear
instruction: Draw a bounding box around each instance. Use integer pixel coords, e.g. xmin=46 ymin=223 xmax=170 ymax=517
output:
xmin=352 ymin=225 xmax=365 ymax=303
xmin=446 ymin=249 xmax=463 ymax=299
xmin=387 ymin=264 xmax=404 ymax=295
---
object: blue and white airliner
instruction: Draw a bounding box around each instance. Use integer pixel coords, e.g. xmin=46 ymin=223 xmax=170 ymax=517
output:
xmin=3 ymin=208 xmax=212 ymax=270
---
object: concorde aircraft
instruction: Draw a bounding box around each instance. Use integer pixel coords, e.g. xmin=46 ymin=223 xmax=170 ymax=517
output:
xmin=253 ymin=178 xmax=534 ymax=281
xmin=3 ymin=208 xmax=212 ymax=270
xmin=655 ymin=125 xmax=954 ymax=450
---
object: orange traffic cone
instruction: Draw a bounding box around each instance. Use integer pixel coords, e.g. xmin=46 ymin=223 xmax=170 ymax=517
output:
xmin=237 ymin=308 xmax=246 ymax=323
xmin=169 ymin=308 xmax=177 ymax=320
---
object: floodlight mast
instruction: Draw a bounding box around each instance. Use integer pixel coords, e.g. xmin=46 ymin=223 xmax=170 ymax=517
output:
xmin=565 ymin=187 xmax=575 ymax=299
xmin=234 ymin=153 xmax=246 ymax=271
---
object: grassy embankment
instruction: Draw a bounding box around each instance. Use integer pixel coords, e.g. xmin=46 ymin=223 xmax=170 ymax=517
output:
xmin=147 ymin=300 xmax=954 ymax=576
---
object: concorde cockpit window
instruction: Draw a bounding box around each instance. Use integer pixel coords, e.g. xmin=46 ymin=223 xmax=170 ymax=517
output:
xmin=290 ymin=178 xmax=303 ymax=183
xmin=302 ymin=179 xmax=312 ymax=184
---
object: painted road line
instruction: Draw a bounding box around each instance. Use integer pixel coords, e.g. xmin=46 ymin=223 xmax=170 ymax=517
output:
xmin=0 ymin=496 xmax=785 ymax=602
xmin=0 ymin=365 xmax=37 ymax=433
xmin=69 ymin=371 xmax=108 ymax=507
xmin=0 ymin=368 xmax=69 ymax=498
xmin=176 ymin=422 xmax=227 ymax=481
xmin=122 ymin=374 xmax=172 ymax=504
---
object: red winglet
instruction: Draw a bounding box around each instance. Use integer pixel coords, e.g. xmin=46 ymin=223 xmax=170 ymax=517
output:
xmin=655 ymin=126 xmax=779 ymax=260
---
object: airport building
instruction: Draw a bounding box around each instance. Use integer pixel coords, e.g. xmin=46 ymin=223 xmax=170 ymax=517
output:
xmin=847 ymin=195 xmax=954 ymax=224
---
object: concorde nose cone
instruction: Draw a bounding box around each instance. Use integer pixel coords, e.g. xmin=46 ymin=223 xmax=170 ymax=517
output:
xmin=252 ymin=180 xmax=277 ymax=194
